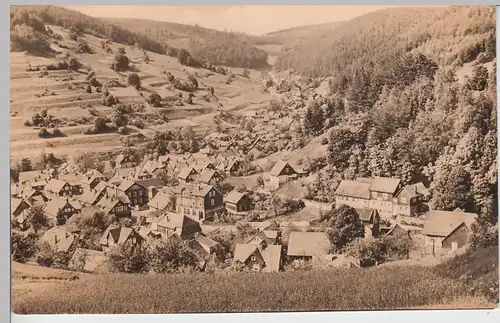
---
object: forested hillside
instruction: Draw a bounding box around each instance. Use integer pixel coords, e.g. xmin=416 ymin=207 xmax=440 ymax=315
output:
xmin=275 ymin=6 xmax=495 ymax=77
xmin=292 ymin=5 xmax=497 ymax=247
xmin=10 ymin=6 xmax=167 ymax=54
xmin=263 ymin=21 xmax=344 ymax=50
xmin=107 ymin=18 xmax=270 ymax=68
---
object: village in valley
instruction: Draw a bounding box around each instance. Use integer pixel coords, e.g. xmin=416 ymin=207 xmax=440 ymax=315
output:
xmin=10 ymin=5 xmax=499 ymax=313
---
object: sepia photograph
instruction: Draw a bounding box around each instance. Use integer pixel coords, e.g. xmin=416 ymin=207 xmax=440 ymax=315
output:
xmin=9 ymin=4 xmax=499 ymax=314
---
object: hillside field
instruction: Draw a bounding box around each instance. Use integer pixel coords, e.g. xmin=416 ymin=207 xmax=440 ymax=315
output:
xmin=12 ymin=247 xmax=498 ymax=314
xmin=10 ymin=23 xmax=276 ymax=163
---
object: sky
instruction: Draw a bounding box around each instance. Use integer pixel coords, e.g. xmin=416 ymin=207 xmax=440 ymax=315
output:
xmin=65 ymin=5 xmax=392 ymax=35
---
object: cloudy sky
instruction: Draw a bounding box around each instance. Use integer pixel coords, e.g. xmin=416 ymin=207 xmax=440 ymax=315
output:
xmin=65 ymin=5 xmax=392 ymax=35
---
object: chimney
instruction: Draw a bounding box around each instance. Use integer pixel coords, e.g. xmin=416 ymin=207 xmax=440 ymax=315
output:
xmin=54 ymin=236 xmax=58 ymax=245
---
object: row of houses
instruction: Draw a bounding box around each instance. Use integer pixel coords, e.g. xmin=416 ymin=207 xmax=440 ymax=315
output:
xmin=334 ymin=177 xmax=431 ymax=219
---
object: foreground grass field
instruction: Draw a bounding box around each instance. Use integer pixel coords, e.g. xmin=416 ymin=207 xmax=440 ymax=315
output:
xmin=13 ymin=248 xmax=498 ymax=314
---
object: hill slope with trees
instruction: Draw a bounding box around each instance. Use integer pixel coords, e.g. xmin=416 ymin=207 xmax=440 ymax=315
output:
xmin=106 ymin=17 xmax=271 ymax=68
xmin=10 ymin=6 xmax=168 ymax=54
xmin=292 ymin=5 xmax=497 ymax=248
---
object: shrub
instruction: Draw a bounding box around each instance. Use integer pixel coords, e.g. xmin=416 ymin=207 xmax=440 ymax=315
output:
xmin=148 ymin=238 xmax=200 ymax=274
xmin=35 ymin=242 xmax=55 ymax=267
xmin=38 ymin=128 xmax=50 ymax=138
xmin=107 ymin=242 xmax=149 ymax=273
xmin=111 ymin=54 xmax=129 ymax=72
xmin=67 ymin=57 xmax=81 ymax=71
xmin=76 ymin=38 xmax=92 ymax=54
xmin=11 ymin=231 xmax=38 ymax=263
xmin=165 ymin=72 xmax=175 ymax=83
xmin=148 ymin=93 xmax=162 ymax=107
xmin=188 ymin=75 xmax=198 ymax=88
xmin=127 ymin=73 xmax=141 ymax=89
xmin=52 ymin=128 xmax=63 ymax=137
xmin=326 ymin=205 xmax=365 ymax=252
xmin=102 ymin=94 xmax=119 ymax=107
xmin=345 ymin=235 xmax=414 ymax=267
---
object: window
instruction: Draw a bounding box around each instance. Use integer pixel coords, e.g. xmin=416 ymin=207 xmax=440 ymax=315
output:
xmin=383 ymin=193 xmax=388 ymax=199
xmin=139 ymin=191 xmax=143 ymax=196
xmin=373 ymin=192 xmax=378 ymax=198
xmin=139 ymin=198 xmax=143 ymax=204
xmin=133 ymin=191 xmax=137 ymax=197
xmin=199 ymin=211 xmax=203 ymax=217
xmin=251 ymin=255 xmax=256 ymax=261
xmin=211 ymin=199 xmax=215 ymax=206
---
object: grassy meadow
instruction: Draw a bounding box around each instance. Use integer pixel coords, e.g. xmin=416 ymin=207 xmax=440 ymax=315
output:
xmin=13 ymin=248 xmax=498 ymax=314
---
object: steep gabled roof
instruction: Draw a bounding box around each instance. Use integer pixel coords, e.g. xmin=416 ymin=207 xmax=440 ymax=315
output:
xmin=177 ymin=167 xmax=198 ymax=180
xmin=423 ymin=210 xmax=477 ymax=237
xmin=44 ymin=179 xmax=68 ymax=194
xmin=335 ymin=180 xmax=371 ymax=199
xmin=197 ymin=169 xmax=218 ymax=184
xmin=148 ymin=192 xmax=172 ymax=210
xmin=156 ymin=212 xmax=201 ymax=232
xmin=369 ymin=177 xmax=401 ymax=194
xmin=287 ymin=231 xmax=331 ymax=257
xmin=224 ymin=190 xmax=249 ymax=205
xmin=40 ymin=227 xmax=75 ymax=252
xmin=269 ymin=160 xmax=295 ymax=177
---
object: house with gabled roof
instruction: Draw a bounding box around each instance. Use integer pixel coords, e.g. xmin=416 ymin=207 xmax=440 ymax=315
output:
xmin=188 ymin=235 xmax=223 ymax=259
xmin=268 ymin=160 xmax=302 ymax=190
xmin=233 ymin=243 xmax=282 ymax=272
xmin=40 ymin=227 xmax=76 ymax=253
xmin=81 ymin=170 xmax=107 ymax=190
xmin=11 ymin=198 xmax=31 ymax=218
xmin=356 ymin=209 xmax=381 ymax=240
xmin=287 ymin=231 xmax=332 ymax=262
xmin=148 ymin=191 xmax=173 ymax=212
xmin=44 ymin=197 xmax=82 ymax=225
xmin=97 ymin=195 xmax=132 ymax=219
xmin=365 ymin=177 xmax=402 ymax=218
xmin=135 ymin=178 xmax=163 ymax=202
xmin=335 ymin=180 xmax=371 ymax=210
xmin=18 ymin=170 xmax=51 ymax=185
xmin=197 ymin=169 xmax=223 ymax=186
xmin=44 ymin=178 xmax=83 ymax=197
xmin=177 ymin=166 xmax=199 ymax=183
xmin=422 ymin=210 xmax=477 ymax=256
xmin=78 ymin=181 xmax=108 ymax=206
xmin=150 ymin=212 xmax=202 ymax=240
xmin=157 ymin=155 xmax=170 ymax=167
xmin=336 ymin=177 xmax=428 ymax=219
xmin=115 ymin=154 xmax=138 ymax=169
xmin=244 ymin=230 xmax=279 ymax=246
xmin=99 ymin=225 xmax=144 ymax=252
xmin=225 ymin=190 xmax=253 ymax=215
xmin=174 ymin=184 xmax=224 ymax=222
xmin=112 ymin=167 xmax=136 ymax=180
xmin=109 ymin=180 xmax=149 ymax=208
